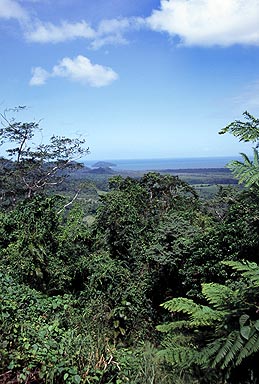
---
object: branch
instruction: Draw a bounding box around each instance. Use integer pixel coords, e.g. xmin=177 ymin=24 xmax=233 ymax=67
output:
xmin=57 ymin=190 xmax=81 ymax=214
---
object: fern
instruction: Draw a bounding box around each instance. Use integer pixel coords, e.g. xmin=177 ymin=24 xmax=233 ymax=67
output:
xmin=211 ymin=331 xmax=242 ymax=368
xmin=236 ymin=332 xmax=259 ymax=365
xmin=158 ymin=259 xmax=259 ymax=378
xmin=219 ymin=112 xmax=259 ymax=190
xmin=221 ymin=332 xmax=243 ymax=368
xmin=219 ymin=111 xmax=259 ymax=143
xmin=201 ymin=283 xmax=236 ymax=309
xmin=223 ymin=260 xmax=259 ymax=286
xmin=161 ymin=297 xmax=200 ymax=315
xmin=158 ymin=343 xmax=201 ymax=369
xmin=227 ymin=150 xmax=259 ymax=188
xmin=189 ymin=306 xmax=226 ymax=327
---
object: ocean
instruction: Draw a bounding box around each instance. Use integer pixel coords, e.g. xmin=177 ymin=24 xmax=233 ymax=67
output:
xmin=84 ymin=156 xmax=240 ymax=171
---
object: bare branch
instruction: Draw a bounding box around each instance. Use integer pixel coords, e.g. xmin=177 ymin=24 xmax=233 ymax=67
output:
xmin=57 ymin=190 xmax=81 ymax=215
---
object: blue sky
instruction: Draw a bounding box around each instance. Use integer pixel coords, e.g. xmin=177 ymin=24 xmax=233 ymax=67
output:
xmin=0 ymin=0 xmax=259 ymax=160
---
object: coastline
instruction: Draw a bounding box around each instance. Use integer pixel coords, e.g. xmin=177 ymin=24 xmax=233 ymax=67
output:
xmin=84 ymin=156 xmax=236 ymax=171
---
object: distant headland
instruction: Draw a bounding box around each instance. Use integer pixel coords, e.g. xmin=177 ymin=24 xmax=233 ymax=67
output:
xmin=92 ymin=161 xmax=116 ymax=168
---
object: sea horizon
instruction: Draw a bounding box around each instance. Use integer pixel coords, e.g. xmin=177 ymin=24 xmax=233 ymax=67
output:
xmin=84 ymin=155 xmax=242 ymax=171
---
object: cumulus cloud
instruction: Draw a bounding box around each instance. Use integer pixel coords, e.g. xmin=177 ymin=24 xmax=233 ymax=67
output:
xmin=29 ymin=55 xmax=118 ymax=87
xmin=5 ymin=0 xmax=259 ymax=49
xmin=147 ymin=0 xmax=259 ymax=46
xmin=0 ymin=0 xmax=28 ymax=21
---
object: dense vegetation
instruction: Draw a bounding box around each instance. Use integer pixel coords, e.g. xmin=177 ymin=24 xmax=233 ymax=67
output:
xmin=1 ymin=109 xmax=259 ymax=383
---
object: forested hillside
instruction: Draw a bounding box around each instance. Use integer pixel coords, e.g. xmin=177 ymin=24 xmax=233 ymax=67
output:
xmin=1 ymin=110 xmax=259 ymax=383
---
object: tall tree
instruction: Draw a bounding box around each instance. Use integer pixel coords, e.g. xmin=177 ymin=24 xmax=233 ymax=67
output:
xmin=0 ymin=107 xmax=89 ymax=205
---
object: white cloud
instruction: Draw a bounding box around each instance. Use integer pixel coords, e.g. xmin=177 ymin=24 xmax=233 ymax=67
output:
xmin=30 ymin=66 xmax=49 ymax=85
xmin=90 ymin=34 xmax=128 ymax=50
xmin=3 ymin=0 xmax=259 ymax=49
xmin=91 ymin=16 xmax=145 ymax=49
xmin=29 ymin=55 xmax=118 ymax=87
xmin=25 ymin=16 xmax=145 ymax=47
xmin=97 ymin=17 xmax=143 ymax=35
xmin=25 ymin=20 xmax=95 ymax=43
xmin=147 ymin=0 xmax=259 ymax=46
xmin=0 ymin=0 xmax=28 ymax=21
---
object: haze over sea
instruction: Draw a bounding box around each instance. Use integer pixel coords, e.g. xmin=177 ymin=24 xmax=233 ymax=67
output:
xmin=85 ymin=156 xmax=241 ymax=171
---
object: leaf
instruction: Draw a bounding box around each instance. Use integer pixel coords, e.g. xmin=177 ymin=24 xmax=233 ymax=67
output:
xmin=74 ymin=375 xmax=81 ymax=384
xmin=240 ymin=326 xmax=251 ymax=340
xmin=161 ymin=297 xmax=200 ymax=315
xmin=202 ymin=283 xmax=234 ymax=309
xmin=239 ymin=314 xmax=250 ymax=328
xmin=219 ymin=112 xmax=259 ymax=142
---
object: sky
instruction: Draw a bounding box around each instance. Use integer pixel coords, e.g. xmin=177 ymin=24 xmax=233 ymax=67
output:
xmin=0 ymin=0 xmax=259 ymax=160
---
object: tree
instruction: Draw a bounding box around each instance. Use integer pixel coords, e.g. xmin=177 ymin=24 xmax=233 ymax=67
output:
xmin=93 ymin=173 xmax=198 ymax=264
xmin=0 ymin=107 xmax=89 ymax=205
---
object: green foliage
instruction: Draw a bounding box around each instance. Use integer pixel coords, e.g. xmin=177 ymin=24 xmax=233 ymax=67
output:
xmin=94 ymin=172 xmax=198 ymax=264
xmin=178 ymin=190 xmax=259 ymax=299
xmin=157 ymin=260 xmax=259 ymax=383
xmin=3 ymin=108 xmax=259 ymax=383
xmin=223 ymin=260 xmax=259 ymax=287
xmin=219 ymin=111 xmax=259 ymax=143
xmin=227 ymin=149 xmax=259 ymax=188
xmin=219 ymin=111 xmax=259 ymax=190
xmin=0 ymin=107 xmax=88 ymax=205
xmin=0 ymin=270 xmax=174 ymax=384
xmin=0 ymin=195 xmax=92 ymax=293
xmin=0 ymin=272 xmax=84 ymax=383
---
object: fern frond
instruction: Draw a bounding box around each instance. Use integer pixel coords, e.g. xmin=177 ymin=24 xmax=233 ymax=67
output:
xmin=219 ymin=111 xmax=259 ymax=142
xmin=227 ymin=152 xmax=259 ymax=188
xmin=189 ymin=306 xmax=226 ymax=327
xmin=200 ymin=339 xmax=223 ymax=362
xmin=161 ymin=297 xmax=201 ymax=315
xmin=212 ymin=330 xmax=240 ymax=368
xmin=221 ymin=333 xmax=244 ymax=368
xmin=223 ymin=260 xmax=259 ymax=286
xmin=236 ymin=331 xmax=259 ymax=365
xmin=161 ymin=297 xmax=224 ymax=327
xmin=161 ymin=332 xmax=193 ymax=349
xmin=157 ymin=346 xmax=199 ymax=368
xmin=201 ymin=283 xmax=235 ymax=309
xmin=253 ymin=148 xmax=259 ymax=166
xmin=240 ymin=152 xmax=252 ymax=166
